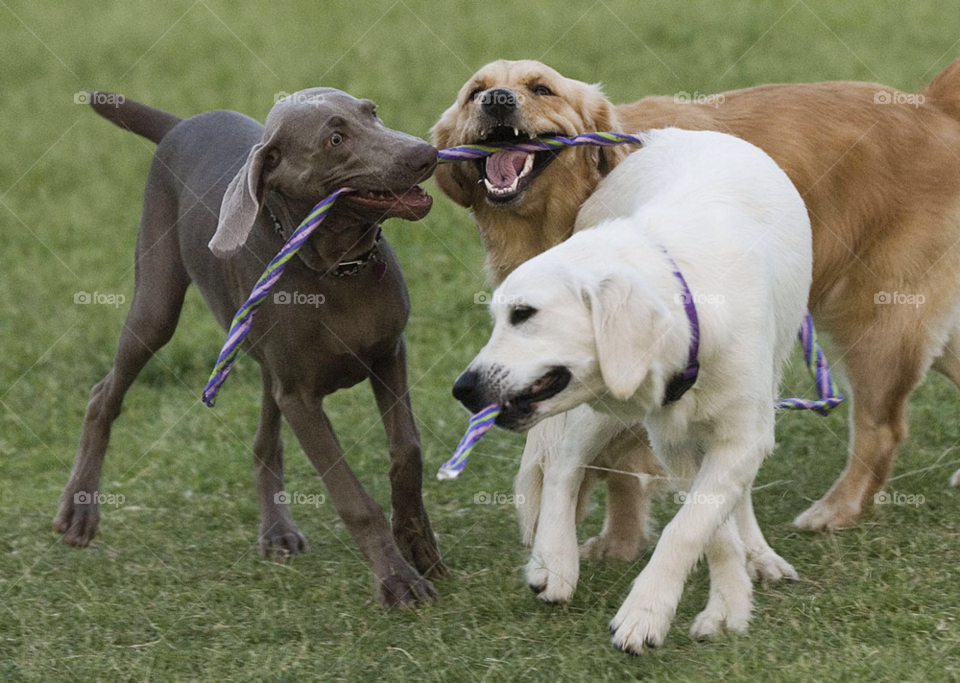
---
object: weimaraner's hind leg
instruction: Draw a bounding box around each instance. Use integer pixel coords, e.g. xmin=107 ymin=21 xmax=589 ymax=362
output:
xmin=253 ymin=368 xmax=307 ymax=558
xmin=54 ymin=181 xmax=190 ymax=546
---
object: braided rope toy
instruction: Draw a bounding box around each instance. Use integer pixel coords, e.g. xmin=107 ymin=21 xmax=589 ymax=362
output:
xmin=775 ymin=312 xmax=843 ymax=415
xmin=202 ymin=188 xmax=351 ymax=406
xmin=203 ymin=133 xmax=644 ymax=406
xmin=436 ymin=404 xmax=502 ymax=480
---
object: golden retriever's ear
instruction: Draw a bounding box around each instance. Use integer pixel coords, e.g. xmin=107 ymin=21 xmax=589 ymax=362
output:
xmin=585 ymin=84 xmax=631 ymax=177
xmin=431 ymin=104 xmax=477 ymax=208
xmin=585 ymin=272 xmax=672 ymax=400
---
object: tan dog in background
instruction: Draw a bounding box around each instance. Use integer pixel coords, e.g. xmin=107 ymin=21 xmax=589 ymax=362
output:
xmin=433 ymin=59 xmax=960 ymax=558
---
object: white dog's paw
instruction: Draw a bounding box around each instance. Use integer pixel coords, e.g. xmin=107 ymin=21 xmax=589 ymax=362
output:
xmin=746 ymin=548 xmax=799 ymax=584
xmin=689 ymin=599 xmax=752 ymax=641
xmin=950 ymin=468 xmax=960 ymax=488
xmin=525 ymin=549 xmax=578 ymax=603
xmin=609 ymin=599 xmax=674 ymax=655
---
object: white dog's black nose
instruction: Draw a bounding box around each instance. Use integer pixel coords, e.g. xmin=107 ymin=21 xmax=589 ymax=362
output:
xmin=480 ymin=88 xmax=518 ymax=124
xmin=452 ymin=369 xmax=485 ymax=413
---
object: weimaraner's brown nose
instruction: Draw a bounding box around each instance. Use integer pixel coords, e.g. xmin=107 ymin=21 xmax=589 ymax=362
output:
xmin=407 ymin=142 xmax=438 ymax=179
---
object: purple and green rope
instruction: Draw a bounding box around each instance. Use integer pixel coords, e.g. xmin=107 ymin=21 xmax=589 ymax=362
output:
xmin=436 ymin=131 xmax=647 ymax=162
xmin=776 ymin=311 xmax=843 ymax=416
xmin=201 ymin=188 xmax=351 ymax=407
xmin=436 ymin=404 xmax=502 ymax=480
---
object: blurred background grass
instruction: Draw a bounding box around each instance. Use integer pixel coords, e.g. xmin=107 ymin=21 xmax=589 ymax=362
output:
xmin=1 ymin=0 xmax=960 ymax=680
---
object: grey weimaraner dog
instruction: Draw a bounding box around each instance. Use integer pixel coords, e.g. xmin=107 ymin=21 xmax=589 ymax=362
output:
xmin=54 ymin=89 xmax=447 ymax=607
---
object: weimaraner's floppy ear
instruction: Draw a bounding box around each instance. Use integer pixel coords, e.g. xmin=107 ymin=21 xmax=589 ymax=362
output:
xmin=209 ymin=136 xmax=274 ymax=257
xmin=587 ymin=272 xmax=673 ymax=400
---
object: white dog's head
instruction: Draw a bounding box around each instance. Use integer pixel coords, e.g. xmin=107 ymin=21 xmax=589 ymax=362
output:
xmin=454 ymin=230 xmax=679 ymax=431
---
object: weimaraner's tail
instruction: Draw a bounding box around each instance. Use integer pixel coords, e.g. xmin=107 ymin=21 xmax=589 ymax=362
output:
xmin=88 ymin=92 xmax=182 ymax=144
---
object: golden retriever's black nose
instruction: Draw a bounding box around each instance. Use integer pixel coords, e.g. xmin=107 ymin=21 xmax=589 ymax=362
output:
xmin=453 ymin=369 xmax=484 ymax=412
xmin=481 ymin=88 xmax=518 ymax=123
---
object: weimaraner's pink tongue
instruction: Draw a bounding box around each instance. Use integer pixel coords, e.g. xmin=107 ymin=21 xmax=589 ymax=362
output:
xmin=485 ymin=151 xmax=528 ymax=188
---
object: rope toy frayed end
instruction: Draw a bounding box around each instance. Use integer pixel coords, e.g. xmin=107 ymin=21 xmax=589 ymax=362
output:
xmin=437 ymin=404 xmax=501 ymax=480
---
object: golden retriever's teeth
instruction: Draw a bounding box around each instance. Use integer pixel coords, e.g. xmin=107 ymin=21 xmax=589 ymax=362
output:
xmin=514 ymin=127 xmax=520 ymax=137
xmin=528 ymin=131 xmax=536 ymax=139
xmin=520 ymin=153 xmax=534 ymax=177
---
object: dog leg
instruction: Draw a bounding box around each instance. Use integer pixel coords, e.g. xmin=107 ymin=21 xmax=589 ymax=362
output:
xmin=54 ymin=191 xmax=190 ymax=547
xmin=580 ymin=429 xmax=655 ymax=561
xmin=526 ymin=406 xmax=622 ymax=603
xmin=737 ymin=491 xmax=798 ymax=583
xmin=370 ymin=338 xmax=447 ymax=579
xmin=795 ymin=337 xmax=924 ymax=532
xmin=610 ymin=432 xmax=763 ymax=655
xmin=932 ymin=328 xmax=960 ymax=487
xmin=277 ymin=392 xmax=436 ymax=608
xmin=689 ymin=517 xmax=753 ymax=640
xmin=253 ymin=368 xmax=306 ymax=558
xmin=515 ymin=414 xmax=566 ymax=547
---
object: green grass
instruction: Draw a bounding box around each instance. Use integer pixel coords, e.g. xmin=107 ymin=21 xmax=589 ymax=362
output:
xmin=2 ymin=0 xmax=960 ymax=679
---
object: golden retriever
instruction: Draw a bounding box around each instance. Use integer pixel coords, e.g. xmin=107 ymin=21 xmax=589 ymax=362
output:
xmin=432 ymin=58 xmax=960 ymax=555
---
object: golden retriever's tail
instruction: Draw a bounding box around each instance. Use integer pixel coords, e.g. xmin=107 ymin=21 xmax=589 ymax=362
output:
xmin=924 ymin=57 xmax=960 ymax=121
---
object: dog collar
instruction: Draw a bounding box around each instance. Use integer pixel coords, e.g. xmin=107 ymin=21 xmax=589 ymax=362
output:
xmin=662 ymin=258 xmax=700 ymax=405
xmin=265 ymin=205 xmax=385 ymax=280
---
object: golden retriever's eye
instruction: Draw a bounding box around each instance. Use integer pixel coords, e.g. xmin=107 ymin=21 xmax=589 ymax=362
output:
xmin=469 ymin=86 xmax=485 ymax=102
xmin=532 ymin=84 xmax=554 ymax=97
xmin=510 ymin=305 xmax=537 ymax=325
xmin=330 ymin=132 xmax=344 ymax=147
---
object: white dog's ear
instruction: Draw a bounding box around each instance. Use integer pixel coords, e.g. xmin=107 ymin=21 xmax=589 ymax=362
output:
xmin=585 ymin=272 xmax=672 ymax=400
xmin=210 ymin=131 xmax=278 ymax=258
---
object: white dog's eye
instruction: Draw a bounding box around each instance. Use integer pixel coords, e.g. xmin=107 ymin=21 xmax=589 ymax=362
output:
xmin=509 ymin=306 xmax=537 ymax=325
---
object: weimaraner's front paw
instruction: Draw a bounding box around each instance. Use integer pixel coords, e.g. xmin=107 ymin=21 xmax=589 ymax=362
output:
xmin=376 ymin=560 xmax=438 ymax=609
xmin=258 ymin=518 xmax=307 ymax=559
xmin=394 ymin=520 xmax=449 ymax=579
xmin=53 ymin=488 xmax=101 ymax=547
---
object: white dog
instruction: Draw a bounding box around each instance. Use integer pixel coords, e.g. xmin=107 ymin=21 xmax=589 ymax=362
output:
xmin=452 ymin=128 xmax=812 ymax=654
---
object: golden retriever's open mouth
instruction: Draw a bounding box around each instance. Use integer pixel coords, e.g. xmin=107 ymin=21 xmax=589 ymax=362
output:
xmin=474 ymin=126 xmax=562 ymax=204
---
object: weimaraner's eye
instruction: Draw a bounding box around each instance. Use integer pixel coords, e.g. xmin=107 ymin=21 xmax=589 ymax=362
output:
xmin=330 ymin=132 xmax=344 ymax=147
xmin=263 ymin=148 xmax=281 ymax=170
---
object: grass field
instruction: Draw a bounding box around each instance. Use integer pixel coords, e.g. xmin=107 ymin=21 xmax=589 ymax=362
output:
xmin=2 ymin=0 xmax=960 ymax=680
